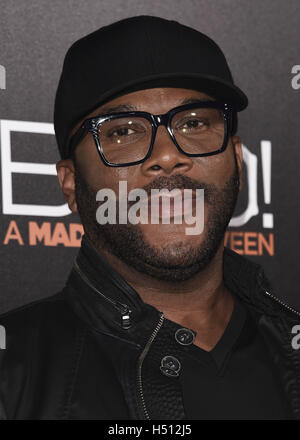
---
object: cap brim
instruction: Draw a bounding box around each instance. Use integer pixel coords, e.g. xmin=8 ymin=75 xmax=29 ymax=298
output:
xmin=92 ymin=72 xmax=248 ymax=113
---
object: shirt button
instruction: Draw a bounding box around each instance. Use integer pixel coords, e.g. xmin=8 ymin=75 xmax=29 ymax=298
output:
xmin=160 ymin=355 xmax=181 ymax=377
xmin=175 ymin=328 xmax=195 ymax=345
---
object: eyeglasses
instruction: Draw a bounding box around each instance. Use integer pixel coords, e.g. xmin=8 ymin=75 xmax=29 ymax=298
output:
xmin=68 ymin=101 xmax=233 ymax=167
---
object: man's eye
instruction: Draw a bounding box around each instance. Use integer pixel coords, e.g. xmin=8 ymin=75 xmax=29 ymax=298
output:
xmin=109 ymin=127 xmax=135 ymax=137
xmin=179 ymin=119 xmax=206 ymax=131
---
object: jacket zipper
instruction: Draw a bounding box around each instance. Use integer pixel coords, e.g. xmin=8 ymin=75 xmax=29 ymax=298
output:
xmin=73 ymin=261 xmax=132 ymax=329
xmin=264 ymin=290 xmax=300 ymax=317
xmin=137 ymin=312 xmax=165 ymax=420
xmin=74 ymin=261 xmax=300 ymax=417
xmin=74 ymin=260 xmax=166 ymax=419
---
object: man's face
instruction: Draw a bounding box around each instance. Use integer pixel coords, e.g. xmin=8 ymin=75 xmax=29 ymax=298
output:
xmin=57 ymin=87 xmax=242 ymax=281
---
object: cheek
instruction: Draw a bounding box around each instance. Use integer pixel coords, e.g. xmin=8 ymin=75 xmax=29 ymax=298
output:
xmin=76 ymin=139 xmax=133 ymax=192
xmin=193 ymin=147 xmax=236 ymax=184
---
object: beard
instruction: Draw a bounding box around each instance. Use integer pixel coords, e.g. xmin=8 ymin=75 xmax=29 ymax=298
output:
xmin=74 ymin=160 xmax=240 ymax=282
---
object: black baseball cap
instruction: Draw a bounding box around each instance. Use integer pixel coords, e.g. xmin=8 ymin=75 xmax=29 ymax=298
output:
xmin=54 ymin=15 xmax=248 ymax=159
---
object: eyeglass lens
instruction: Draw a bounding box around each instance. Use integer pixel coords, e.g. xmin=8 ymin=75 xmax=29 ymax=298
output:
xmin=97 ymin=107 xmax=225 ymax=164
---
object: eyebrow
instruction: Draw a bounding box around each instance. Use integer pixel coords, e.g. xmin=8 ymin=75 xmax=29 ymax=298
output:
xmin=180 ymin=97 xmax=215 ymax=105
xmin=96 ymin=104 xmax=137 ymax=116
xmin=97 ymin=96 xmax=215 ymax=116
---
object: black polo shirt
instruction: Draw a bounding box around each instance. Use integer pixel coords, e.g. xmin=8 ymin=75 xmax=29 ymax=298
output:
xmin=178 ymin=297 xmax=290 ymax=419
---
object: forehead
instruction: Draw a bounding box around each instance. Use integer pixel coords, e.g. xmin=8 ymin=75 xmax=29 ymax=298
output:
xmin=70 ymin=87 xmax=215 ymax=136
xmin=93 ymin=87 xmax=214 ymax=114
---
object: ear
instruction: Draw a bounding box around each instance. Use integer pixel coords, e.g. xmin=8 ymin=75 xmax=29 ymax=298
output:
xmin=231 ymin=135 xmax=243 ymax=191
xmin=56 ymin=159 xmax=77 ymax=212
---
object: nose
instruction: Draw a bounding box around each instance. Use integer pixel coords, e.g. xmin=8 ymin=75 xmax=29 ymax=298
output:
xmin=140 ymin=125 xmax=193 ymax=177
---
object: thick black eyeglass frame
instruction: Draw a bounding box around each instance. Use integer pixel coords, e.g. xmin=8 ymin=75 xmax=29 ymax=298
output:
xmin=68 ymin=101 xmax=233 ymax=167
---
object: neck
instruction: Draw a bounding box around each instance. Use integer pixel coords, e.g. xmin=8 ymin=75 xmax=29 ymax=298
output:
xmin=84 ymin=235 xmax=234 ymax=350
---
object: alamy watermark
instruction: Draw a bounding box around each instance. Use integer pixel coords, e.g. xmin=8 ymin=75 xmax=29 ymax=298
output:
xmin=0 ymin=325 xmax=6 ymax=350
xmin=0 ymin=65 xmax=5 ymax=90
xmin=291 ymin=65 xmax=300 ymax=90
xmin=95 ymin=181 xmax=204 ymax=235
xmin=291 ymin=325 xmax=300 ymax=350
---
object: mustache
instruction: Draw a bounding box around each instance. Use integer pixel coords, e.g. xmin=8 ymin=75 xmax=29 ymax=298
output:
xmin=129 ymin=174 xmax=217 ymax=206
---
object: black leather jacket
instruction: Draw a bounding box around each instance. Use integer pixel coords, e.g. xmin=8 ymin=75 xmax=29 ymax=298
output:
xmin=1 ymin=235 xmax=300 ymax=420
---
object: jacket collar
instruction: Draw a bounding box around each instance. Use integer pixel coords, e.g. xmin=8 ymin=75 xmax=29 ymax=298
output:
xmin=64 ymin=234 xmax=162 ymax=348
xmin=64 ymin=234 xmax=293 ymax=345
xmin=64 ymin=235 xmax=300 ymax=421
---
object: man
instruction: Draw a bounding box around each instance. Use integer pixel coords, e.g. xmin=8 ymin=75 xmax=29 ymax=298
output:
xmin=0 ymin=15 xmax=299 ymax=420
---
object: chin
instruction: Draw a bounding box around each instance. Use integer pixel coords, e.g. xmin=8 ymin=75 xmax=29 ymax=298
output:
xmin=140 ymin=223 xmax=206 ymax=247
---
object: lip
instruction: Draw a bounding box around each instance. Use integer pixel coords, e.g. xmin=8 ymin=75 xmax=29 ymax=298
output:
xmin=141 ymin=189 xmax=197 ymax=221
